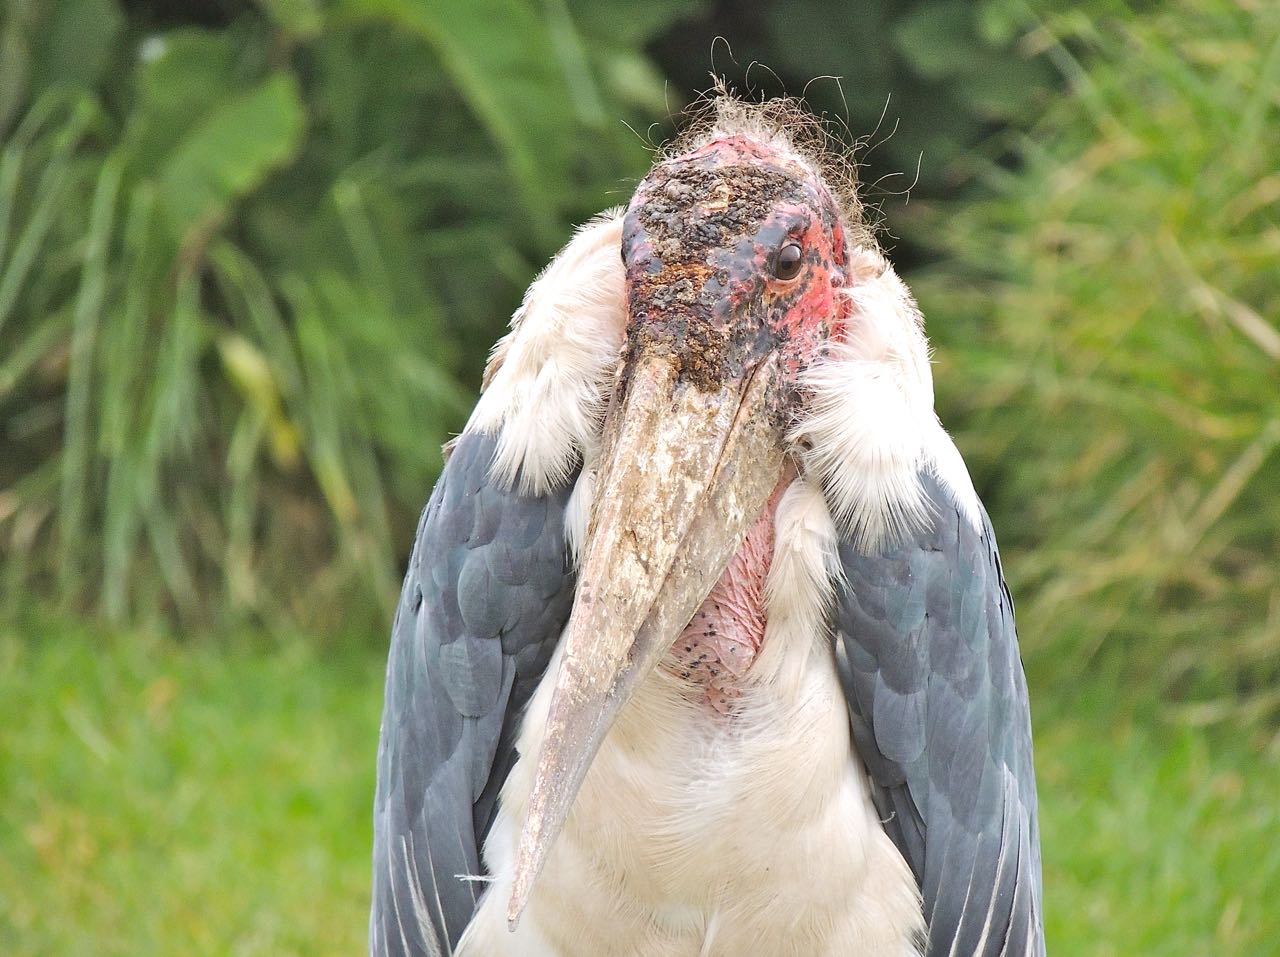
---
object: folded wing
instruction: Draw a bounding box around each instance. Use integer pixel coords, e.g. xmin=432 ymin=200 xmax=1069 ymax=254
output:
xmin=370 ymin=432 xmax=577 ymax=956
xmin=832 ymin=469 xmax=1045 ymax=957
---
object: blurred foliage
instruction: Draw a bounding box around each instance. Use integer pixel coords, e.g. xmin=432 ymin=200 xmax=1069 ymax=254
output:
xmin=1 ymin=0 xmax=1276 ymax=730
xmin=0 ymin=0 xmax=698 ymax=630
xmin=919 ymin=0 xmax=1280 ymax=722
xmin=0 ymin=0 xmax=1040 ymax=634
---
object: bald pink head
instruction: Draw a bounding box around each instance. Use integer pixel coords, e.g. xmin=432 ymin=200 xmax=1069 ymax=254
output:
xmin=621 ymin=134 xmax=852 ymax=401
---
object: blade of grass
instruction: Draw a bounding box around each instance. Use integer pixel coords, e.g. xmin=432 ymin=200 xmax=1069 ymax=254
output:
xmin=0 ymin=314 xmax=66 ymax=397
xmin=223 ymin=405 xmax=266 ymax=611
xmin=134 ymin=266 xmax=203 ymax=613
xmin=57 ymin=152 xmax=122 ymax=597
xmin=0 ymin=143 xmax=25 ymax=268
xmin=0 ymin=96 xmax=93 ymax=335
xmin=100 ymin=185 xmax=158 ymax=621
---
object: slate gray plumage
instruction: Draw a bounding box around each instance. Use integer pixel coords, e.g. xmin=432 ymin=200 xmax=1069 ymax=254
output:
xmin=832 ymin=471 xmax=1045 ymax=957
xmin=370 ymin=431 xmax=578 ymax=956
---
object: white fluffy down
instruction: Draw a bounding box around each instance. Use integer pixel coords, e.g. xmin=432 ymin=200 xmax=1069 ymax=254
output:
xmin=467 ymin=209 xmax=627 ymax=495
xmin=789 ymin=243 xmax=980 ymax=550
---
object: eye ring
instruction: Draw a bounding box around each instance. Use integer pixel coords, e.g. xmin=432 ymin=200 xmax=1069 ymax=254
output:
xmin=774 ymin=242 xmax=803 ymax=281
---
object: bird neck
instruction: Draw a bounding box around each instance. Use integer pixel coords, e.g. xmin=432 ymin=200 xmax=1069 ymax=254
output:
xmin=661 ymin=469 xmax=793 ymax=714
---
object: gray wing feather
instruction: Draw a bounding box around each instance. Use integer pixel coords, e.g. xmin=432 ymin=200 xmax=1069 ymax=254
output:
xmin=370 ymin=431 xmax=577 ymax=956
xmin=832 ymin=471 xmax=1044 ymax=956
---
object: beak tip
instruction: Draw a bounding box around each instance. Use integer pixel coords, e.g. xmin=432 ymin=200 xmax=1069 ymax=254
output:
xmin=506 ymin=866 xmax=532 ymax=932
xmin=506 ymin=804 xmax=547 ymax=933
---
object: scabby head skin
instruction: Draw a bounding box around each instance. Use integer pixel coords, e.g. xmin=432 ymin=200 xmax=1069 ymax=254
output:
xmin=621 ymin=134 xmax=852 ymax=405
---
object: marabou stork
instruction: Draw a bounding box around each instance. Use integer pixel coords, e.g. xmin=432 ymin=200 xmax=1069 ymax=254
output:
xmin=370 ymin=99 xmax=1043 ymax=957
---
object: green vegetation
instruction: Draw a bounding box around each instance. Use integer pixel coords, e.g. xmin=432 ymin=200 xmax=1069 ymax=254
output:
xmin=0 ymin=619 xmax=382 ymax=956
xmin=3 ymin=623 xmax=1279 ymax=956
xmin=2 ymin=0 xmax=1277 ymax=952
xmin=0 ymin=0 xmax=688 ymax=630
xmin=4 ymin=0 xmax=1271 ymax=715
xmin=1036 ymin=701 xmax=1280 ymax=955
xmin=918 ymin=0 xmax=1280 ymax=720
xmin=0 ymin=0 xmax=1053 ymax=635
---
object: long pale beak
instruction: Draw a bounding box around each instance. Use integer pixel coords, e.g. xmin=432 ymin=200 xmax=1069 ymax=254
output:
xmin=506 ymin=351 xmax=785 ymax=927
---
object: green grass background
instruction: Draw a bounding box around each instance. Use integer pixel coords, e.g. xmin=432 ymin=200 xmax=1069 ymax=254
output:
xmin=0 ymin=619 xmax=379 ymax=955
xmin=4 ymin=618 xmax=1279 ymax=956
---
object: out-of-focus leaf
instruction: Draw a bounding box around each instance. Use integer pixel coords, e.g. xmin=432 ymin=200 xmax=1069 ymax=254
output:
xmin=342 ymin=0 xmax=581 ymax=241
xmin=568 ymin=0 xmax=702 ymax=45
xmin=526 ymin=0 xmax=599 ymax=128
xmin=100 ymin=184 xmax=157 ymax=621
xmin=125 ymin=29 xmax=253 ymax=173
xmin=598 ymin=49 xmax=670 ymax=114
xmin=217 ymin=332 xmax=301 ymax=469
xmin=0 ymin=0 xmax=36 ymax=134
xmin=0 ymin=94 xmax=94 ymax=335
xmin=958 ymin=54 xmax=1047 ymax=119
xmin=0 ymin=141 xmax=25 ymax=273
xmin=764 ymin=0 xmax=895 ymax=89
xmin=156 ymin=73 xmax=305 ymax=246
xmin=892 ymin=1 xmax=991 ymax=80
xmin=257 ymin=0 xmax=324 ymax=38
xmin=26 ymin=0 xmax=124 ymax=101
xmin=58 ymin=152 xmax=122 ymax=592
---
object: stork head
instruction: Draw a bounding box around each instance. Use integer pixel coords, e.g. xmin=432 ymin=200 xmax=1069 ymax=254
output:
xmin=508 ymin=119 xmax=886 ymax=925
xmin=621 ymin=133 xmax=851 ymax=395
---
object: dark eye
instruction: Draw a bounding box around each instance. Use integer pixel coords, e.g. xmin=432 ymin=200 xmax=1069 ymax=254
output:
xmin=774 ymin=242 xmax=803 ymax=281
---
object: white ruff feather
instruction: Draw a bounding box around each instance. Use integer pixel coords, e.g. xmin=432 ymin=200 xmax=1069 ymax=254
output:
xmin=467 ymin=209 xmax=627 ymax=495
xmin=789 ymin=244 xmax=980 ymax=550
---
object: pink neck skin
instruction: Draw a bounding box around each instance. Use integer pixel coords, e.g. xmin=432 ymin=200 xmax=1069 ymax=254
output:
xmin=662 ymin=469 xmax=794 ymax=714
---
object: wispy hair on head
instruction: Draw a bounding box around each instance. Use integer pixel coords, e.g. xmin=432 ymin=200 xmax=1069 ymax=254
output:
xmin=669 ymin=82 xmax=875 ymax=250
